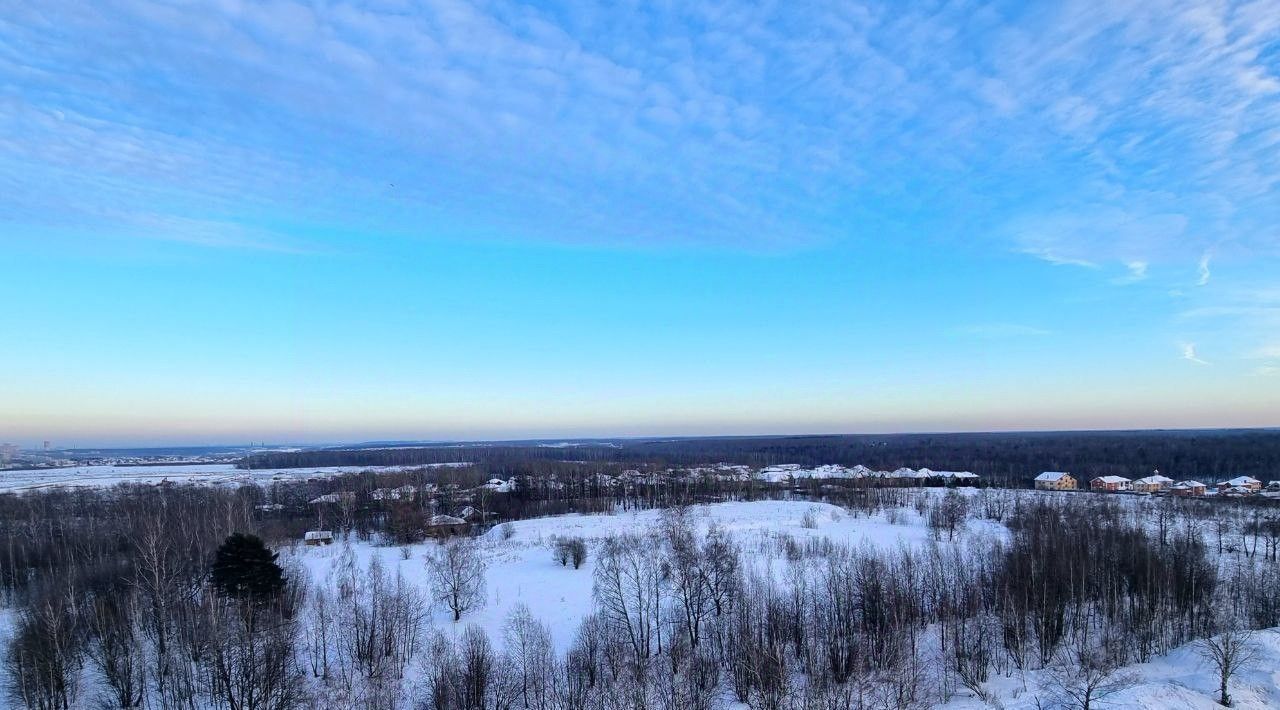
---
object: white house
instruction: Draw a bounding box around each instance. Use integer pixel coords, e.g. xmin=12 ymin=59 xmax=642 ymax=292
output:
xmin=1218 ymin=476 xmax=1262 ymax=493
xmin=1090 ymin=475 xmax=1132 ymax=492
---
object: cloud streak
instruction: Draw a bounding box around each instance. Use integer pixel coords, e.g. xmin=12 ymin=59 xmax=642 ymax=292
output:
xmin=1197 ymin=252 xmax=1212 ymax=286
xmin=1181 ymin=342 xmax=1210 ymax=365
xmin=0 ymin=0 xmax=1276 ymax=259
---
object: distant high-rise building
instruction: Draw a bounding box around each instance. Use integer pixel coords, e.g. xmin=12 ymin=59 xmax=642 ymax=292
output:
xmin=0 ymin=444 xmax=17 ymax=463
xmin=43 ymin=440 xmax=52 ymax=451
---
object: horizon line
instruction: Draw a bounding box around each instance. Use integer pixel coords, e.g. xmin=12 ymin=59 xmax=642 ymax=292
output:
xmin=17 ymin=424 xmax=1280 ymax=452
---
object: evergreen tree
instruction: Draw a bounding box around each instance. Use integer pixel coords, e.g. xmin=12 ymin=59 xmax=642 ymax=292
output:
xmin=210 ymin=533 xmax=285 ymax=601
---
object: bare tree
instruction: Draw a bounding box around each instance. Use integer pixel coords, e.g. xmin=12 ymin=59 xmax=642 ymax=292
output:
xmin=84 ymin=593 xmax=146 ymax=709
xmin=1197 ymin=626 xmax=1258 ymax=707
xmin=551 ymin=536 xmax=586 ymax=569
xmin=1043 ymin=644 xmax=1139 ymax=710
xmin=702 ymin=524 xmax=739 ymax=618
xmin=569 ymin=538 xmax=588 ymax=569
xmin=594 ymin=534 xmax=664 ymax=661
xmin=5 ymin=595 xmax=83 ymax=710
xmin=429 ymin=538 xmax=487 ymax=622
xmin=504 ymin=603 xmax=559 ymax=709
xmin=661 ymin=509 xmax=712 ymax=650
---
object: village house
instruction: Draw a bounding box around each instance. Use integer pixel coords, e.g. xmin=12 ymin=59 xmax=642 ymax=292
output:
xmin=1090 ymin=475 xmax=1132 ymax=492
xmin=308 ymin=491 xmax=356 ymax=506
xmin=1170 ymin=480 xmax=1207 ymax=497
xmin=1217 ymin=476 xmax=1262 ymax=493
xmin=371 ymin=484 xmax=419 ymax=502
xmin=304 ymin=530 xmax=334 ymax=546
xmin=1132 ymin=474 xmax=1174 ymax=494
xmin=1034 ymin=471 xmax=1077 ymax=491
xmin=425 ymin=514 xmax=470 ymax=538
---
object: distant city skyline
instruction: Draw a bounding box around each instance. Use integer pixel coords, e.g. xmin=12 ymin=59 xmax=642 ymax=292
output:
xmin=2 ymin=0 xmax=1278 ymax=444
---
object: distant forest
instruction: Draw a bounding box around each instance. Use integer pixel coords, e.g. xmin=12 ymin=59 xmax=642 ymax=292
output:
xmin=238 ymin=430 xmax=1280 ymax=486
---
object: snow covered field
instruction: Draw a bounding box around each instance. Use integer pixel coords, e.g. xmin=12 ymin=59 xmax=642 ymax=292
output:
xmin=941 ymin=630 xmax=1280 ymax=710
xmin=287 ymin=498 xmax=1280 ymax=709
xmin=291 ymin=499 xmax=1004 ymax=653
xmin=0 ymin=462 xmax=469 ymax=492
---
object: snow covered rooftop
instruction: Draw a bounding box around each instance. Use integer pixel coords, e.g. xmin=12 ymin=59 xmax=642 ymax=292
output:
xmin=1224 ymin=476 xmax=1260 ymax=486
xmin=1035 ymin=471 xmax=1071 ymax=481
xmin=1093 ymin=475 xmax=1130 ymax=484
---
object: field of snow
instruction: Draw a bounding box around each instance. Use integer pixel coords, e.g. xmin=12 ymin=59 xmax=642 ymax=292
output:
xmin=940 ymin=629 xmax=1280 ymax=709
xmin=288 ymin=498 xmax=1280 ymax=709
xmin=0 ymin=462 xmax=470 ymax=492
xmin=290 ymin=500 xmax=1007 ymax=654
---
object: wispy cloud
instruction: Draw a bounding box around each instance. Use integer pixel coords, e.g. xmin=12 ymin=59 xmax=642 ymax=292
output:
xmin=1247 ymin=343 xmax=1280 ymax=360
xmin=1180 ymin=342 xmax=1210 ymax=365
xmin=1009 ymin=209 xmax=1186 ymax=272
xmin=1197 ymin=252 xmax=1212 ymax=286
xmin=2 ymin=0 xmax=1277 ymax=258
xmin=1112 ymin=260 xmax=1149 ymax=284
xmin=1018 ymin=248 xmax=1099 ymax=269
xmin=1179 ymin=286 xmax=1280 ymax=325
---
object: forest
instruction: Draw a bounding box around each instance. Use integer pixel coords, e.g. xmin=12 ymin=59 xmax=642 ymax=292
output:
xmin=1 ymin=455 xmax=1278 ymax=709
xmin=237 ymin=430 xmax=1280 ymax=488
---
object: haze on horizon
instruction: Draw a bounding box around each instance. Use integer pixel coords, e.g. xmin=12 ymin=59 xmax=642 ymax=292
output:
xmin=2 ymin=0 xmax=1278 ymax=448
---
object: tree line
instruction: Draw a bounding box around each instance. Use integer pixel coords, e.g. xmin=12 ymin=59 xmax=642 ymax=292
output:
xmin=237 ymin=430 xmax=1280 ymax=488
xmin=1 ymin=475 xmax=1278 ymax=707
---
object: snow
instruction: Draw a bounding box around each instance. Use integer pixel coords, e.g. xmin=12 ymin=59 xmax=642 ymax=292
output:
xmin=0 ymin=462 xmax=470 ymax=493
xmin=288 ymin=497 xmax=1280 ymax=708
xmin=940 ymin=629 xmax=1280 ymax=709
xmin=1035 ymin=471 xmax=1071 ymax=482
xmin=290 ymin=500 xmax=1007 ymax=655
xmin=755 ymin=464 xmax=978 ymax=483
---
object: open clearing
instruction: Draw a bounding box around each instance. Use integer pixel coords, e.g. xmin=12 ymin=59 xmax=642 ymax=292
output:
xmin=289 ymin=498 xmax=1280 ymax=709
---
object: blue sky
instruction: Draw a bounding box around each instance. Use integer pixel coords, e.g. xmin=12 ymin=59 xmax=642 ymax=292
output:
xmin=2 ymin=0 xmax=1278 ymax=446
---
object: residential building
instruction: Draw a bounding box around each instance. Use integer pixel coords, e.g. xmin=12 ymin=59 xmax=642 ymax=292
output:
xmin=1217 ymin=476 xmax=1262 ymax=493
xmin=1035 ymin=471 xmax=1077 ymax=491
xmin=1170 ymin=480 xmax=1206 ymax=497
xmin=1132 ymin=474 xmax=1175 ymax=494
xmin=308 ymin=491 xmax=356 ymax=505
xmin=304 ymin=530 xmax=334 ymax=546
xmin=426 ymin=514 xmax=470 ymax=537
xmin=1090 ymin=475 xmax=1132 ymax=492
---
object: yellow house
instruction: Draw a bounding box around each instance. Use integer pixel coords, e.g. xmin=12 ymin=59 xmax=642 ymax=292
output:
xmin=1034 ymin=471 xmax=1077 ymax=490
xmin=1132 ymin=474 xmax=1174 ymax=493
